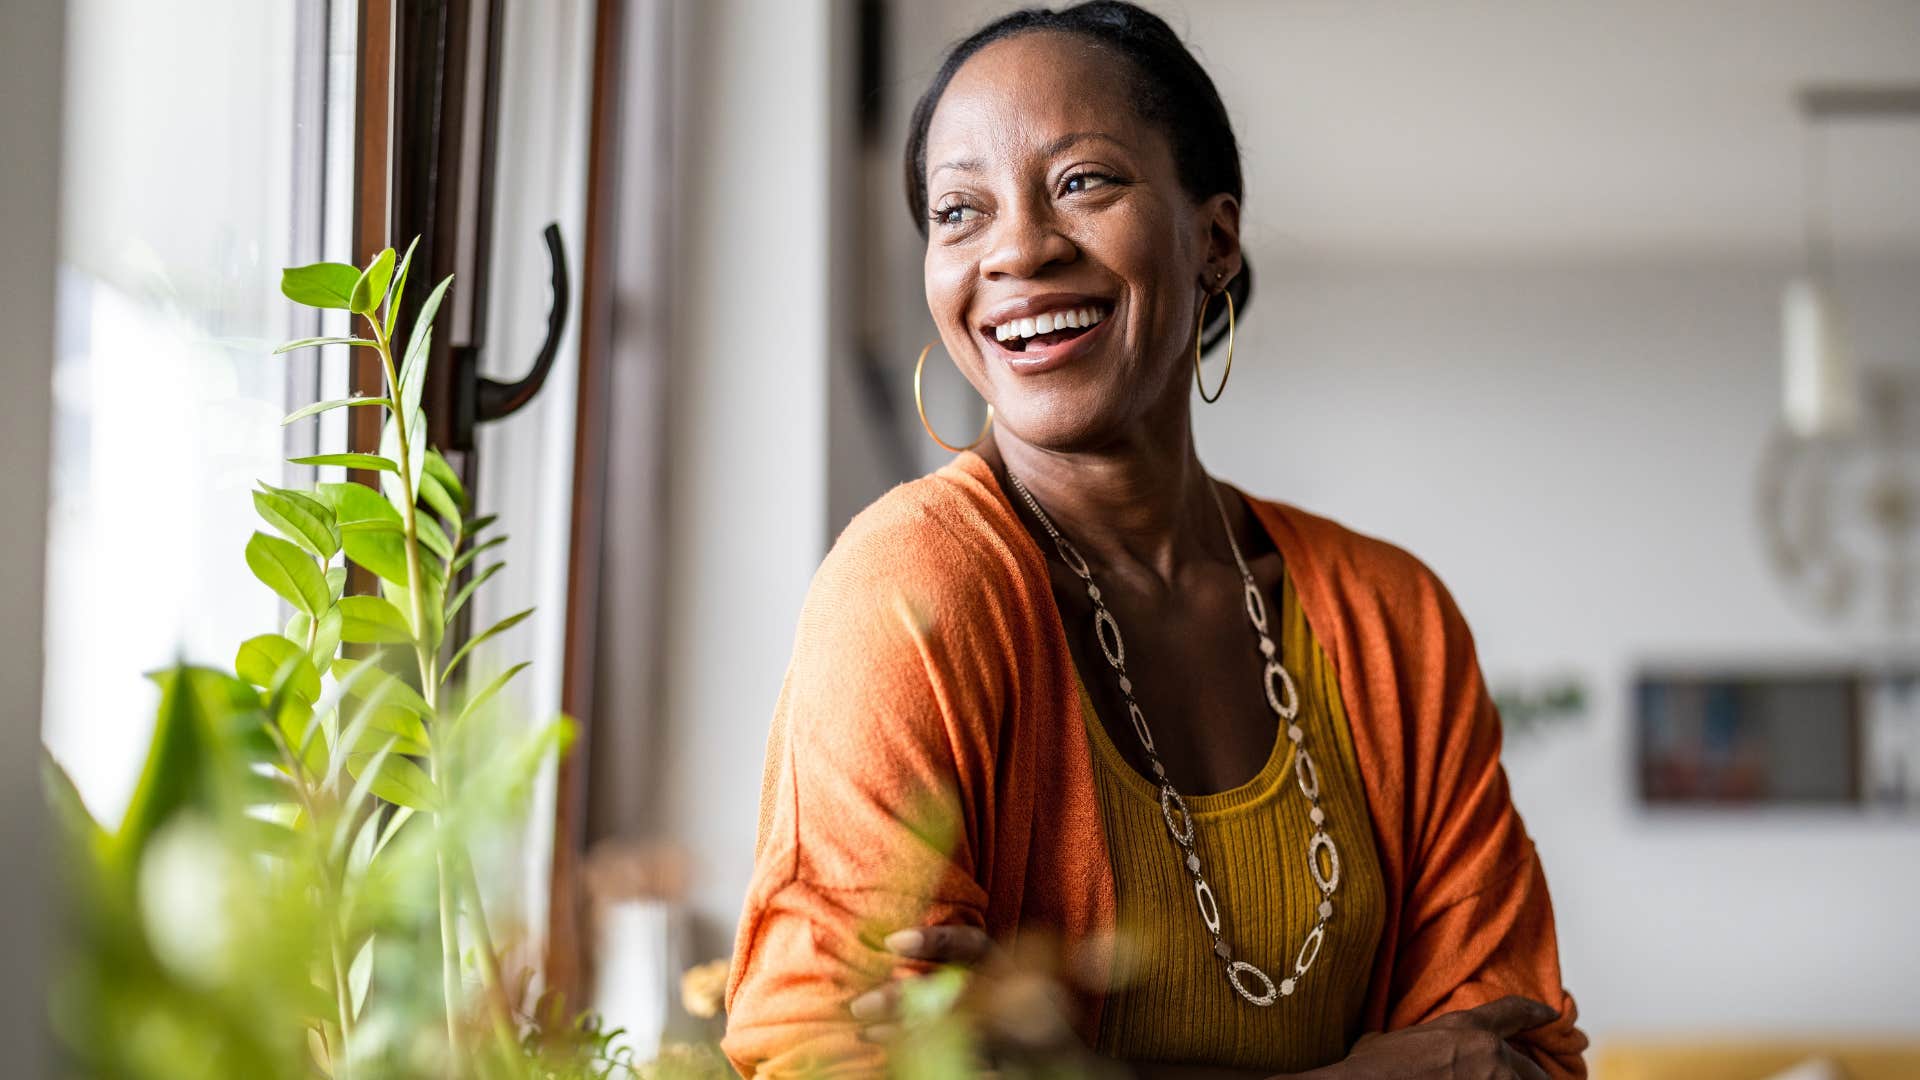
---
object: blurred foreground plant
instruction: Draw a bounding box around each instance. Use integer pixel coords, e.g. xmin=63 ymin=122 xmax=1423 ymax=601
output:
xmin=46 ymin=242 xmax=638 ymax=1079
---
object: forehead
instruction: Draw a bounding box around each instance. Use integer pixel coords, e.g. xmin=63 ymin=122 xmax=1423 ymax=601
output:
xmin=924 ymin=30 xmax=1151 ymax=166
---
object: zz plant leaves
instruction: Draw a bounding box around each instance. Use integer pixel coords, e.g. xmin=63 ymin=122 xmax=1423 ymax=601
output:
xmin=279 ymin=262 xmax=361 ymax=310
xmin=245 ymin=532 xmax=330 ymax=617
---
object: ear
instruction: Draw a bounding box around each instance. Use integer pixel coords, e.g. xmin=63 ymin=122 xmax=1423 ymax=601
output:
xmin=1196 ymin=192 xmax=1242 ymax=288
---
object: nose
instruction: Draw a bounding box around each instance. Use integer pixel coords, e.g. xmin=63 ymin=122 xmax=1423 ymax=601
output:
xmin=979 ymin=196 xmax=1076 ymax=280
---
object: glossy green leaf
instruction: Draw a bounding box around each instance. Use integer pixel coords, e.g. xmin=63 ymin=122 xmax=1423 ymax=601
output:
xmin=416 ymin=514 xmax=454 ymax=562
xmin=245 ymin=532 xmax=330 ymax=617
xmin=373 ymin=805 xmax=415 ymax=856
xmin=352 ymin=705 xmax=430 ymax=757
xmin=348 ymin=937 xmax=375 ymax=1021
xmin=288 ymin=452 xmax=397 ymax=473
xmin=271 ymin=336 xmax=378 ymax=355
xmin=346 ymin=751 xmax=438 ymax=811
xmin=280 ymin=395 xmax=388 ymax=425
xmin=253 ymin=486 xmax=339 ymax=560
xmin=235 ymin=634 xmax=322 ymax=703
xmin=280 ymin=262 xmax=361 ymax=310
xmin=445 ymin=562 xmax=502 ymax=622
xmin=452 ymin=535 xmax=506 ymax=574
xmin=442 ymin=607 xmax=532 ymax=682
xmin=423 ymin=450 xmax=468 ymax=512
xmin=455 ymin=661 xmax=530 ymax=725
xmin=119 ymin=667 xmax=241 ymax=864
xmin=330 ymin=658 xmax=432 ymax=719
xmin=463 ymin=512 xmax=498 ymax=537
xmin=288 ymin=605 xmax=344 ymax=672
xmin=276 ymin=690 xmax=328 ymax=776
xmin=342 ymin=525 xmax=409 ymax=586
xmin=316 ymin=481 xmax=401 ymax=527
xmin=418 ymin=470 xmax=460 ymax=526
xmin=327 ymin=566 xmax=347 ymax=603
xmin=378 ymin=409 xmax=427 ymax=509
xmin=398 ymin=326 xmax=430 ymax=421
xmin=338 ymin=595 xmax=414 ymax=644
xmin=348 ymin=247 xmax=395 ymax=316
xmin=384 ymin=235 xmax=420 ymax=339
xmin=384 ymin=566 xmax=446 ymax=653
xmin=401 ymin=275 xmax=453 ymax=387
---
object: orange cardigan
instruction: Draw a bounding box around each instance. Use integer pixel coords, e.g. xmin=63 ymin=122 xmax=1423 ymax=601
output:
xmin=723 ymin=452 xmax=1585 ymax=1077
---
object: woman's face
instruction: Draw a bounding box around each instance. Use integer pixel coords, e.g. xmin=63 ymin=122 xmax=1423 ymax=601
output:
xmin=921 ymin=31 xmax=1240 ymax=453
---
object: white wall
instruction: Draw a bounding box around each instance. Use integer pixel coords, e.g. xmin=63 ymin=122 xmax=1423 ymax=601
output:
xmin=1 ymin=0 xmax=59 ymax=1069
xmin=1196 ymin=258 xmax=1920 ymax=1037
xmin=655 ymin=0 xmax=834 ymax=955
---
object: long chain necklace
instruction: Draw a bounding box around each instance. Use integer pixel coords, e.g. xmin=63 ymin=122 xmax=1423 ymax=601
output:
xmin=1005 ymin=469 xmax=1342 ymax=1007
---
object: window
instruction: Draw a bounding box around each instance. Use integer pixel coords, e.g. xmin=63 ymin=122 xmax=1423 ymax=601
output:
xmin=44 ymin=0 xmax=358 ymax=823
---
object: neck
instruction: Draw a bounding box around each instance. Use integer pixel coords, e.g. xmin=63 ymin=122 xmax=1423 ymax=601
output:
xmin=983 ymin=414 xmax=1229 ymax=587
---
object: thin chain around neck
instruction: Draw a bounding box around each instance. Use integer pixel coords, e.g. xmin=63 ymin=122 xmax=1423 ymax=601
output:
xmin=1003 ymin=467 xmax=1343 ymax=1007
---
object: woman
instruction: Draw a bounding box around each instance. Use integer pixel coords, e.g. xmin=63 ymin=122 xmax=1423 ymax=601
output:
xmin=724 ymin=3 xmax=1585 ymax=1077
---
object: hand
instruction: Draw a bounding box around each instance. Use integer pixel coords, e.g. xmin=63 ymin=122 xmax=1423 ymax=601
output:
xmin=1321 ymin=996 xmax=1559 ymax=1080
xmin=849 ymin=925 xmax=1092 ymax=1066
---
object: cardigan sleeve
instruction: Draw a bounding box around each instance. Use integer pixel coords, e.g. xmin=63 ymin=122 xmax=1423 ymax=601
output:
xmin=721 ymin=511 xmax=1006 ymax=1077
xmin=1380 ymin=559 xmax=1589 ymax=1078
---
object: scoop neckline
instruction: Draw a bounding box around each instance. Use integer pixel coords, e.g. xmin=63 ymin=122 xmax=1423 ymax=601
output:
xmin=950 ymin=448 xmax=1308 ymax=814
xmin=1078 ymin=676 xmax=1298 ymax=818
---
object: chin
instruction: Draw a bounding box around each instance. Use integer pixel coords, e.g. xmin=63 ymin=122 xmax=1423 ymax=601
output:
xmin=991 ymin=389 xmax=1134 ymax=456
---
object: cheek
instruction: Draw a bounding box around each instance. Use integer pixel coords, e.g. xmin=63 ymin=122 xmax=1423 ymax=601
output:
xmin=923 ymin=247 xmax=976 ymax=336
xmin=1092 ymin=205 xmax=1196 ymax=344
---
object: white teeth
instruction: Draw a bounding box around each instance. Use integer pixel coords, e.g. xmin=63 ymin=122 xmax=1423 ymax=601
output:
xmin=991 ymin=305 xmax=1108 ymax=343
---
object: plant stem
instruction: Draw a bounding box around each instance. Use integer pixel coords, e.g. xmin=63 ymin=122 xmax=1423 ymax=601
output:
xmin=266 ymin=720 xmax=354 ymax=1077
xmin=458 ymin=852 xmax=523 ymax=1063
xmin=330 ymin=933 xmax=357 ymax=1080
xmin=371 ymin=316 xmax=464 ymax=1071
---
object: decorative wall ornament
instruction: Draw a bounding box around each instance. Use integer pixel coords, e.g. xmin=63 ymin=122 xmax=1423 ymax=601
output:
xmin=1759 ymin=85 xmax=1920 ymax=650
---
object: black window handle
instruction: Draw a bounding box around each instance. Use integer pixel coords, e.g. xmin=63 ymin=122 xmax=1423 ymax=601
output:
xmin=451 ymin=222 xmax=569 ymax=450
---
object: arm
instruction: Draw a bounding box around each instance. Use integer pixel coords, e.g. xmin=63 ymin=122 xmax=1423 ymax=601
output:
xmin=1374 ymin=564 xmax=1588 ymax=1078
xmin=722 ymin=540 xmax=1004 ymax=1077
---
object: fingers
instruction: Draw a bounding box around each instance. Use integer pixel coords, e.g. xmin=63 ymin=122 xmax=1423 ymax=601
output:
xmin=1503 ymin=1041 xmax=1551 ymax=1080
xmin=884 ymin=924 xmax=992 ymax=965
xmin=849 ymin=981 xmax=900 ymax=1023
xmin=1460 ymin=994 xmax=1559 ymax=1038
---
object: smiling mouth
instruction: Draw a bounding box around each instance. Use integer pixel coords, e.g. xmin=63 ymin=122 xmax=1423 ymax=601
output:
xmin=986 ymin=303 xmax=1111 ymax=353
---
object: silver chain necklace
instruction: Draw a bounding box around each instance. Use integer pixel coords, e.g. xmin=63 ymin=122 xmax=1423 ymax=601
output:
xmin=1005 ymin=469 xmax=1342 ymax=1007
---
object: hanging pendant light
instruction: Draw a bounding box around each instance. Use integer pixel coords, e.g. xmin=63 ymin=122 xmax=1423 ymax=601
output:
xmin=1781 ymin=276 xmax=1859 ymax=439
xmin=1781 ymin=114 xmax=1861 ymax=440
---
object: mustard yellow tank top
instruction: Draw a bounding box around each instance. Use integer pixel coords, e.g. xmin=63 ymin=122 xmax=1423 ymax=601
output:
xmin=1081 ymin=563 xmax=1385 ymax=1072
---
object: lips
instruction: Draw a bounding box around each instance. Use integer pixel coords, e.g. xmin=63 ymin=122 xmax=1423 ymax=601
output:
xmin=976 ymin=293 xmax=1115 ymax=373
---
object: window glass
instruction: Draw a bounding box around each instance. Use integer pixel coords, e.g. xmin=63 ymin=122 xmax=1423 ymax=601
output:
xmin=44 ymin=0 xmax=356 ymax=823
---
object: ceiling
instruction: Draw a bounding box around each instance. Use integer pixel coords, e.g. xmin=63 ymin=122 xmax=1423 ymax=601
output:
xmin=897 ymin=0 xmax=1920 ymax=262
xmin=1188 ymin=0 xmax=1920 ymax=261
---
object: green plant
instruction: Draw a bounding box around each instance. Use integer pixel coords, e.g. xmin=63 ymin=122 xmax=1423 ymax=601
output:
xmin=46 ymin=242 xmax=634 ymax=1079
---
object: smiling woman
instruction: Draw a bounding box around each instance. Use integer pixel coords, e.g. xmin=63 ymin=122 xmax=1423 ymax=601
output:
xmin=723 ymin=3 xmax=1585 ymax=1078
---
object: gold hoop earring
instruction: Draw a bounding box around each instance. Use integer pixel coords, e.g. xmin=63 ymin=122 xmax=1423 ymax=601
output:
xmin=915 ymin=341 xmax=994 ymax=453
xmin=1194 ymin=287 xmax=1235 ymax=404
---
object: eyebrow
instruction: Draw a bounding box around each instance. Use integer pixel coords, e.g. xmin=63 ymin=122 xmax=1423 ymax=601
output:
xmin=930 ymin=131 xmax=1125 ymax=178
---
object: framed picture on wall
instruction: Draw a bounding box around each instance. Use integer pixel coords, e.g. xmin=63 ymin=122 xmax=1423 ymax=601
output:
xmin=1634 ymin=666 xmax=1919 ymax=809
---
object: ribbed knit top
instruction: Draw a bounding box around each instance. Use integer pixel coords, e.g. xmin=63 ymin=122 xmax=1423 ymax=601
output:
xmin=1083 ymin=561 xmax=1386 ymax=1072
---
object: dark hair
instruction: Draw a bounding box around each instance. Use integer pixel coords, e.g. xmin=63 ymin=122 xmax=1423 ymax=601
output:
xmin=903 ymin=0 xmax=1249 ymax=353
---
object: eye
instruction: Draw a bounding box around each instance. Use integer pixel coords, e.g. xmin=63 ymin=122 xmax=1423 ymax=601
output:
xmin=1062 ymin=171 xmax=1116 ymax=196
xmin=931 ymin=204 xmax=982 ymax=227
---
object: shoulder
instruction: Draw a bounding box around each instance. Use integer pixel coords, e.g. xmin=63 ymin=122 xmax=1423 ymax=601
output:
xmin=808 ymin=458 xmax=1035 ymax=624
xmin=792 ymin=459 xmax=1042 ymax=683
xmin=1252 ymin=497 xmax=1466 ymax=636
